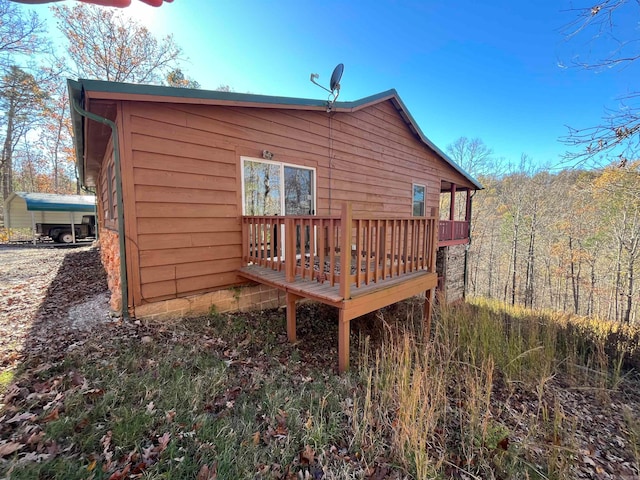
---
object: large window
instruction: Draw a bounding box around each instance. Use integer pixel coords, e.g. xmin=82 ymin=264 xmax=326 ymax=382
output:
xmin=412 ymin=184 xmax=426 ymax=216
xmin=242 ymin=157 xmax=315 ymax=216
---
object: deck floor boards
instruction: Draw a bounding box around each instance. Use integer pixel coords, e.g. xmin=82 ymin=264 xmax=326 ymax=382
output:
xmin=239 ymin=264 xmax=436 ymax=306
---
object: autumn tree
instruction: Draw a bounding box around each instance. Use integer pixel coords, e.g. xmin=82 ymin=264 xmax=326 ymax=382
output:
xmin=53 ymin=3 xmax=185 ymax=84
xmin=561 ymin=0 xmax=640 ymax=162
xmin=166 ymin=68 xmax=200 ymax=89
xmin=592 ymin=162 xmax=640 ymax=323
xmin=0 ymin=66 xmax=48 ymax=200
xmin=40 ymin=83 xmax=77 ymax=193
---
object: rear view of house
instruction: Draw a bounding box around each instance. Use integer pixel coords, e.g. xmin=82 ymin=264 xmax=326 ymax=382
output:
xmin=68 ymin=79 xmax=480 ymax=370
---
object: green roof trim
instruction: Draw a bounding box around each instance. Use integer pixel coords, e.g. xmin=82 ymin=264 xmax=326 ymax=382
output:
xmin=68 ymin=78 xmax=482 ymax=190
xmin=14 ymin=192 xmax=96 ymax=212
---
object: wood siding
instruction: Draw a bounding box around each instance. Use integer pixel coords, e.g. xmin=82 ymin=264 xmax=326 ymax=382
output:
xmin=117 ymin=99 xmax=475 ymax=305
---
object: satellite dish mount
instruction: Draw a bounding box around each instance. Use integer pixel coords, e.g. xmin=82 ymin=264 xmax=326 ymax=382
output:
xmin=310 ymin=63 xmax=344 ymax=110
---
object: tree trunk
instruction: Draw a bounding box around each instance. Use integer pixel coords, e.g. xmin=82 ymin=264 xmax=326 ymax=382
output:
xmin=615 ymin=240 xmax=623 ymax=322
xmin=569 ymin=236 xmax=581 ymax=314
xmin=1 ymin=100 xmax=15 ymax=200
xmin=587 ymin=260 xmax=596 ymax=317
xmin=524 ymin=211 xmax=536 ymax=308
xmin=511 ymin=216 xmax=520 ymax=306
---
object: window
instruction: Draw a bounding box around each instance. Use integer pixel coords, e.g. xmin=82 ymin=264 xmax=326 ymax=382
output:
xmin=241 ymin=157 xmax=315 ymax=216
xmin=106 ymin=163 xmax=114 ymax=220
xmin=412 ymin=184 xmax=426 ymax=216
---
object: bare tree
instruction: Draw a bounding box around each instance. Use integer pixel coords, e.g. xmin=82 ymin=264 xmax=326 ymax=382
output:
xmin=561 ymin=0 xmax=640 ymax=163
xmin=446 ymin=137 xmax=495 ymax=177
xmin=0 ymin=0 xmax=48 ymax=72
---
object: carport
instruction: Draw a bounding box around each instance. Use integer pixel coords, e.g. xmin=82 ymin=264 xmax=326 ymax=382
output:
xmin=4 ymin=192 xmax=96 ymax=244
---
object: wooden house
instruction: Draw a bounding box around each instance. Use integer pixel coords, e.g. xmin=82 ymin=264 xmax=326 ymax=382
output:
xmin=68 ymin=79 xmax=481 ymax=371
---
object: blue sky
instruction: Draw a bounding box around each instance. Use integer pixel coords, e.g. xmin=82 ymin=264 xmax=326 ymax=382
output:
xmin=29 ymin=0 xmax=640 ymax=171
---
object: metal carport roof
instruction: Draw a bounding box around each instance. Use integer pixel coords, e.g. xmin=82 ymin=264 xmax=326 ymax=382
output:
xmin=13 ymin=192 xmax=96 ymax=212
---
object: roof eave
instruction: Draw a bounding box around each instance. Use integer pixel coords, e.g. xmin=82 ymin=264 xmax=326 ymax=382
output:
xmin=68 ymin=79 xmax=87 ymax=187
xmin=388 ymin=95 xmax=483 ymax=190
xmin=69 ymin=79 xmax=482 ymax=190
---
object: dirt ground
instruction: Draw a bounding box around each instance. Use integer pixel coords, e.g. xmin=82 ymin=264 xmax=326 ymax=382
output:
xmin=0 ymin=245 xmax=110 ymax=371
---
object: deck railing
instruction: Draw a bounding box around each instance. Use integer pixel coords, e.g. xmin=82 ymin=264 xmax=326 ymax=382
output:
xmin=242 ymin=204 xmax=437 ymax=299
xmin=438 ymin=220 xmax=470 ymax=243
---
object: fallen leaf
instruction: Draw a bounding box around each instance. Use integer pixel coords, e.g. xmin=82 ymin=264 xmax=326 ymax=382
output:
xmin=0 ymin=441 xmax=24 ymax=458
xmin=42 ymin=408 xmax=60 ymax=423
xmin=497 ymin=436 xmax=509 ymax=451
xmin=197 ymin=461 xmax=218 ymax=480
xmin=6 ymin=412 xmax=37 ymax=424
xmin=300 ymin=444 xmax=315 ymax=465
xmin=75 ymin=417 xmax=90 ymax=432
xmin=26 ymin=430 xmax=45 ymax=444
xmin=83 ymin=388 xmax=105 ymax=398
xmin=157 ymin=432 xmax=171 ymax=452
xmin=252 ymin=431 xmax=261 ymax=445
xmin=71 ymin=371 xmax=85 ymax=386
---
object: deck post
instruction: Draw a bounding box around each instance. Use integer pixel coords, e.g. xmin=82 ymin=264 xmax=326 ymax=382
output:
xmin=424 ymin=288 xmax=434 ymax=340
xmin=285 ymin=218 xmax=295 ymax=282
xmin=340 ymin=203 xmax=352 ymax=300
xmin=241 ymin=218 xmax=248 ymax=263
xmin=449 ymin=184 xmax=457 ymax=221
xmin=338 ymin=309 xmax=351 ymax=372
xmin=286 ymin=292 xmax=302 ymax=343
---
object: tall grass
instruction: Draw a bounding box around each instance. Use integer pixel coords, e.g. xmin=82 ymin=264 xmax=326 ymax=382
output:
xmin=353 ymin=298 xmax=639 ymax=478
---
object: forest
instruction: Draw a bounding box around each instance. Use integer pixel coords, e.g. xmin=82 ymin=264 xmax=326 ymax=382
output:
xmin=469 ymin=161 xmax=639 ymax=323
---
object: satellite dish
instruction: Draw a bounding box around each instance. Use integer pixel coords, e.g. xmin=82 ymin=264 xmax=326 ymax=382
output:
xmin=310 ymin=63 xmax=345 ymax=107
xmin=329 ymin=63 xmax=344 ymax=93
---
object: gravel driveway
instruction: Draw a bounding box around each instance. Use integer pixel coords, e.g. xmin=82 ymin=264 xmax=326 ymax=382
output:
xmin=0 ymin=245 xmax=109 ymax=370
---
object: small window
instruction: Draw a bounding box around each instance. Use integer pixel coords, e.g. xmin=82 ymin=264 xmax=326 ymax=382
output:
xmin=412 ymin=184 xmax=425 ymax=216
xmin=106 ymin=163 xmax=114 ymax=220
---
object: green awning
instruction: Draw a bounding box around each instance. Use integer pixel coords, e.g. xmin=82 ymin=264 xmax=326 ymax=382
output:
xmin=16 ymin=192 xmax=96 ymax=213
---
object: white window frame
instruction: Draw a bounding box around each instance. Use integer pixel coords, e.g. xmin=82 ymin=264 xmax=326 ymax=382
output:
xmin=240 ymin=156 xmax=317 ymax=216
xmin=412 ymin=183 xmax=426 ymax=217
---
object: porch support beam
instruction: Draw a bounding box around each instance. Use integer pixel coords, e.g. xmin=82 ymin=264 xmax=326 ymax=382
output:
xmin=424 ymin=288 xmax=434 ymax=340
xmin=449 ymin=184 xmax=457 ymax=221
xmin=286 ymin=291 xmax=302 ymax=343
xmin=338 ymin=309 xmax=354 ymax=373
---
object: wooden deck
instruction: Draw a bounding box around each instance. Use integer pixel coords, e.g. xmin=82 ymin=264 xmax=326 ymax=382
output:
xmin=239 ymin=203 xmax=438 ymax=372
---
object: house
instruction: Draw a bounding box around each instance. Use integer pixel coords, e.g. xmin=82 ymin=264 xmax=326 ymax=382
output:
xmin=68 ymin=78 xmax=481 ymax=371
xmin=3 ymin=192 xmax=96 ymax=243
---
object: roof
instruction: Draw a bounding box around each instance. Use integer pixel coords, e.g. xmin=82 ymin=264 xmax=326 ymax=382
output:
xmin=68 ymin=78 xmax=482 ymax=190
xmin=8 ymin=192 xmax=96 ymax=212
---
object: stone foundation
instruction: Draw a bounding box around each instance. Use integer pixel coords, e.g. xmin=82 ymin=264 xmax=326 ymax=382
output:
xmin=134 ymin=283 xmax=285 ymax=321
xmin=98 ymin=227 xmax=122 ymax=313
xmin=436 ymin=244 xmax=467 ymax=303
